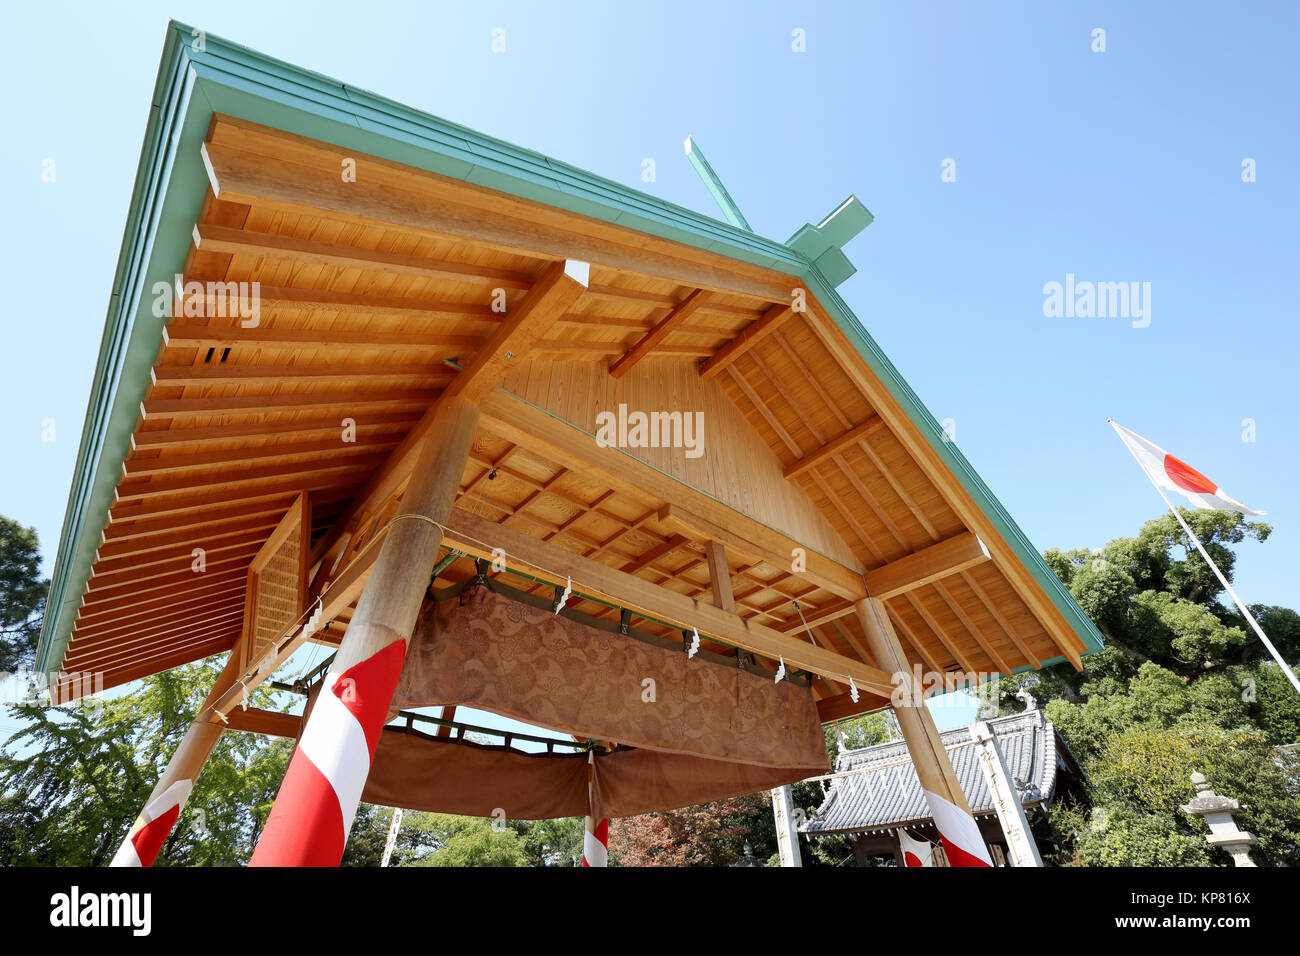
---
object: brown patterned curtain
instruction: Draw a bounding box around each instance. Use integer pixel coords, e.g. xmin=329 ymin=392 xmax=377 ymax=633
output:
xmin=360 ymin=582 xmax=828 ymax=818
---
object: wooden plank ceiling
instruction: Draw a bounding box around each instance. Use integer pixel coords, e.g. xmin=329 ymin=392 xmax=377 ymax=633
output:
xmin=59 ymin=113 xmax=1088 ymax=714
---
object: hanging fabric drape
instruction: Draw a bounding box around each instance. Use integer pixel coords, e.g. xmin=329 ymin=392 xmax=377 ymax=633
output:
xmin=325 ymin=578 xmax=830 ymax=819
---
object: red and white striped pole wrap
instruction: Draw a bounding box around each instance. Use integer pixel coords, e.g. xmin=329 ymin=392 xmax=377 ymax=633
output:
xmin=110 ymin=779 xmax=193 ymax=867
xmin=582 ymin=747 xmax=608 ymax=867
xmin=583 ymin=818 xmax=609 ymax=867
xmin=923 ymin=790 xmax=992 ymax=867
xmin=250 ymin=638 xmax=406 ymax=866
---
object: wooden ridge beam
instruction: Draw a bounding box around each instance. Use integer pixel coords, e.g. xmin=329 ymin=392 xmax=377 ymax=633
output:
xmin=782 ymin=414 xmax=887 ymax=480
xmin=863 ymin=532 xmax=988 ymax=602
xmin=699 ymin=303 xmax=792 ymax=380
xmin=441 ymin=508 xmax=894 ymax=695
xmin=609 ymin=289 xmax=710 ymax=378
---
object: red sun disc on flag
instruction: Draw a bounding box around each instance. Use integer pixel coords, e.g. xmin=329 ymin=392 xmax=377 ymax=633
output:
xmin=1163 ymin=454 xmax=1218 ymax=495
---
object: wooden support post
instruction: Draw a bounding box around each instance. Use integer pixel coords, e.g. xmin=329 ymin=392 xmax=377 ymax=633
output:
xmin=250 ymin=396 xmax=481 ymax=867
xmin=705 ymin=540 xmax=735 ymax=612
xmin=854 ymin=597 xmax=993 ymax=867
xmin=110 ymin=650 xmax=244 ymax=866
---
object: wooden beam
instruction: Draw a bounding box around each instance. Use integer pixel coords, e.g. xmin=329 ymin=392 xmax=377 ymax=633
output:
xmin=699 ymin=303 xmax=792 ymax=381
xmin=192 ymin=223 xmax=533 ymax=289
xmin=440 ymin=508 xmax=893 ymax=695
xmin=782 ymin=415 xmax=887 ymax=480
xmin=163 ymin=324 xmax=485 ymax=353
xmin=141 ymin=389 xmax=444 ymax=420
xmin=151 ymin=364 xmax=446 ymax=387
xmin=131 ymin=414 xmax=421 ymax=449
xmin=658 ymin=503 xmax=866 ymax=602
xmin=705 ymin=541 xmax=735 ymax=612
xmin=863 ymin=532 xmax=988 ymax=601
xmin=123 ymin=435 xmax=399 ymax=477
xmin=201 ymin=118 xmax=793 ymax=301
xmin=224 ymin=707 xmax=302 ymax=738
xmin=609 ymin=289 xmax=710 ymax=378
xmin=114 ymin=454 xmax=387 ymax=504
xmin=445 ymin=259 xmax=590 ymax=401
xmin=193 ymin=284 xmax=498 ymax=323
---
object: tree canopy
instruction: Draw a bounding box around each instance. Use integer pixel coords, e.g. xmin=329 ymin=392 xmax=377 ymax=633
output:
xmin=0 ymin=516 xmax=45 ymax=673
xmin=1034 ymin=509 xmax=1300 ymax=867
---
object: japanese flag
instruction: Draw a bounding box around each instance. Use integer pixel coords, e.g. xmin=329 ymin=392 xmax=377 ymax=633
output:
xmin=1110 ymin=421 xmax=1264 ymax=516
xmin=898 ymin=829 xmax=933 ymax=867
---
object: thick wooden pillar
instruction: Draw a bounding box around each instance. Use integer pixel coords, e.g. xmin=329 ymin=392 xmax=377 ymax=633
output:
xmin=110 ymin=650 xmax=244 ymax=866
xmin=855 ymin=597 xmax=993 ymax=867
xmin=250 ymin=396 xmax=481 ymax=866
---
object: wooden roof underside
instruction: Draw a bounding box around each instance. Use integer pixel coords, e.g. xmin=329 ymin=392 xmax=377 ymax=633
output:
xmin=59 ymin=114 xmax=1088 ymax=715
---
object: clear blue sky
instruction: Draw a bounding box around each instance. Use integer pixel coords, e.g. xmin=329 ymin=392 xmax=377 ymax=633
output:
xmin=4 ymin=2 xmax=1297 ymax=736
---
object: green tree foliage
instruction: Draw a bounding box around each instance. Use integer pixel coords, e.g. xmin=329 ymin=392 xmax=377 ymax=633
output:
xmin=395 ymin=812 xmax=528 ymax=867
xmin=0 ymin=660 xmax=292 ymax=866
xmin=1038 ymin=510 xmax=1300 ymax=867
xmin=0 ymin=516 xmax=46 ymax=673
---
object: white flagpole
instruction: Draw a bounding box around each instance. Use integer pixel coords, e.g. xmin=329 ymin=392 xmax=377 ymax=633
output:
xmin=1140 ymin=473 xmax=1300 ymax=698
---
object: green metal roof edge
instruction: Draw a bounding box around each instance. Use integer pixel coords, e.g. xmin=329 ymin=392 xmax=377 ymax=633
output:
xmin=37 ymin=21 xmax=1102 ymax=676
xmin=36 ymin=25 xmax=205 ymax=675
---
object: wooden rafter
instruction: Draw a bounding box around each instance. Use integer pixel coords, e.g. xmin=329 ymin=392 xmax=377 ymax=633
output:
xmin=863 ymin=532 xmax=988 ymax=601
xmin=699 ymin=303 xmax=792 ymax=380
xmin=609 ymin=289 xmax=711 ymax=378
xmin=783 ymin=415 xmax=887 ymax=480
xmin=445 ymin=259 xmax=590 ymax=401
